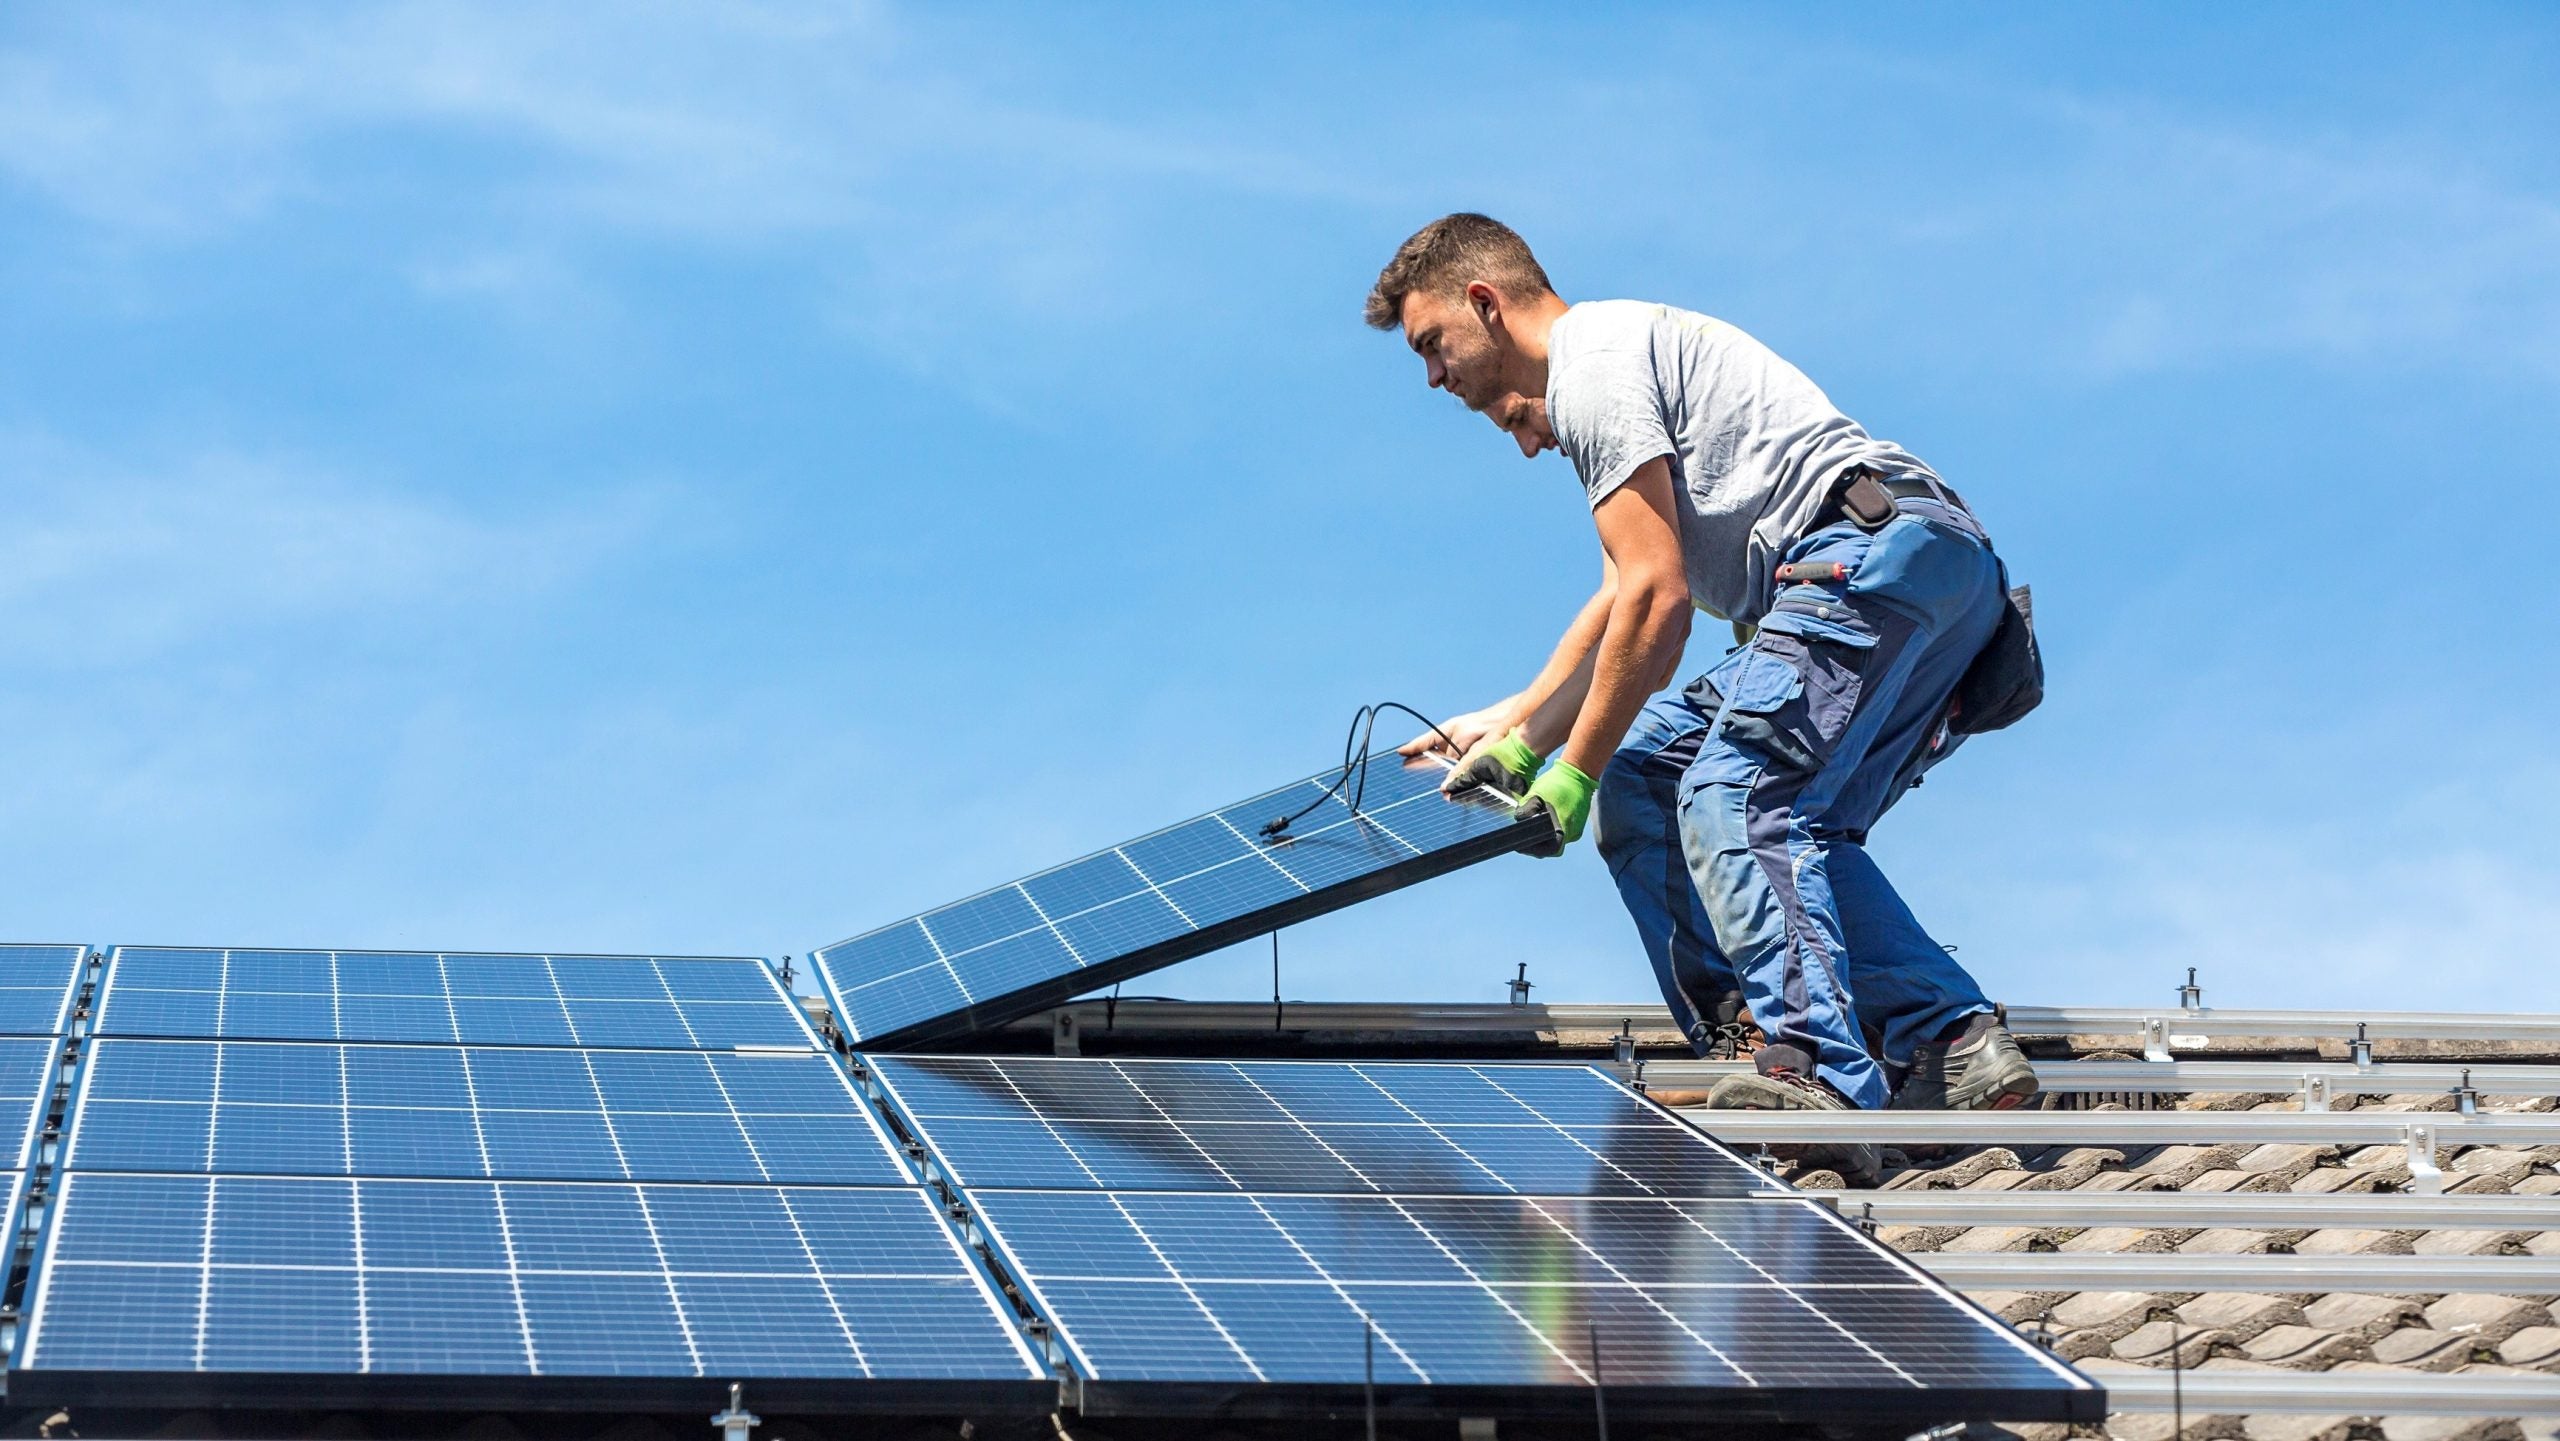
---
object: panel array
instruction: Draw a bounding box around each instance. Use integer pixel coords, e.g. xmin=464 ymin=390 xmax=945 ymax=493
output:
xmin=97 ymin=947 xmax=814 ymax=1049
xmin=816 ymin=753 xmax=1543 ymax=1047
xmin=868 ymin=1056 xmax=2098 ymax=1423
xmin=13 ymin=946 xmax=1048 ymax=1407
xmin=22 ymin=1173 xmax=1035 ymax=1381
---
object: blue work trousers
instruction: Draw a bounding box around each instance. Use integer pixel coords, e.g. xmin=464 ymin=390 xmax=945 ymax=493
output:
xmin=1596 ymin=494 xmax=2006 ymax=1108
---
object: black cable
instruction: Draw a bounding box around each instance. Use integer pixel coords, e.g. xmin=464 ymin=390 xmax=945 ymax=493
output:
xmin=1260 ymin=701 xmax=1466 ymax=840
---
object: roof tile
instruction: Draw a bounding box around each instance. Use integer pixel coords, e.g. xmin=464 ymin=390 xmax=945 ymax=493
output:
xmin=2423 ymin=1294 xmax=2554 ymax=1345
xmin=2369 ymin=1326 xmax=2485 ymax=1371
xmin=2300 ymin=1293 xmax=2426 ymax=1342
xmin=2178 ymin=1292 xmax=2308 ymax=1345
xmin=2493 ymin=1324 xmax=2560 ymax=1370
xmin=2242 ymin=1323 xmax=2375 ymax=1368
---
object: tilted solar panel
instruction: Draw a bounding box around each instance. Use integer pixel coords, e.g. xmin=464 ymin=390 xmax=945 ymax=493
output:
xmin=19 ymin=1173 xmax=1042 ymax=1389
xmin=96 ymin=947 xmax=813 ymax=1050
xmin=866 ymin=1056 xmax=2101 ymax=1426
xmin=814 ymin=752 xmax=1543 ymax=1048
xmin=65 ymin=1038 xmax=903 ymax=1185
xmin=870 ymin=1055 xmax=1778 ymax=1198
xmin=0 ymin=942 xmax=86 ymax=1036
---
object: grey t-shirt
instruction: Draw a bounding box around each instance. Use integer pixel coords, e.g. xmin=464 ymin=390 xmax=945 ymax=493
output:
xmin=1545 ymin=299 xmax=1939 ymax=623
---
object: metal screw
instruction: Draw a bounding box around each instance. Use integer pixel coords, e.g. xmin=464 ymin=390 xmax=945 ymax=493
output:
xmin=2350 ymin=1022 xmax=2373 ymax=1068
xmin=2178 ymin=966 xmax=2202 ymax=1010
xmin=1508 ymin=962 xmax=1533 ymax=1007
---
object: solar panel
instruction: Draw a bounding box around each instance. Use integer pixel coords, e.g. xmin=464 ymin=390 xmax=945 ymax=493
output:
xmin=95 ymin=947 xmax=815 ymax=1049
xmin=0 ymin=942 xmax=86 ymax=1036
xmin=869 ymin=1056 xmax=1779 ymax=1198
xmin=19 ymin=1172 xmax=1045 ymax=1387
xmin=868 ymin=1056 xmax=2100 ymax=1425
xmin=66 ymin=1038 xmax=907 ymax=1186
xmin=968 ymin=1191 xmax=2085 ymax=1403
xmin=814 ymin=752 xmax=1543 ymax=1048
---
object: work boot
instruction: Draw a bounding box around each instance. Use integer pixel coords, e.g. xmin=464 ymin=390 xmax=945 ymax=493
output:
xmin=1705 ymin=1052 xmax=1881 ymax=1186
xmin=1891 ymin=1009 xmax=2039 ymax=1111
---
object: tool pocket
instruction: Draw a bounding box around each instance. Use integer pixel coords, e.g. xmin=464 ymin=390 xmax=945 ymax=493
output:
xmin=1714 ymin=627 xmax=1873 ymax=777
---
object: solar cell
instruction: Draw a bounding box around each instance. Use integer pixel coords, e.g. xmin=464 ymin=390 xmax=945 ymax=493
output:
xmin=19 ymin=1172 xmax=1044 ymax=1383
xmin=96 ymin=947 xmax=814 ymax=1050
xmin=815 ymin=753 xmax=1543 ymax=1047
xmin=0 ymin=943 xmax=86 ymax=1036
xmin=868 ymin=1056 xmax=1777 ymax=1198
xmin=67 ymin=1038 xmax=905 ymax=1185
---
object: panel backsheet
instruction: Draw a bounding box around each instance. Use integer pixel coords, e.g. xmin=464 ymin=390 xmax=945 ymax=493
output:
xmin=97 ymin=947 xmax=814 ymax=1050
xmin=0 ymin=943 xmax=85 ymax=1036
xmin=816 ymin=753 xmax=1542 ymax=1047
xmin=66 ymin=1039 xmax=903 ymax=1185
xmin=970 ymin=1191 xmax=2078 ymax=1393
xmin=869 ymin=1056 xmax=1778 ymax=1198
xmin=20 ymin=1172 xmax=1041 ymax=1382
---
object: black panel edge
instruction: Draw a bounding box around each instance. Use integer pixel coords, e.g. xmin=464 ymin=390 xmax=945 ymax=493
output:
xmin=1071 ymin=1378 xmax=2106 ymax=1425
xmin=0 ymin=1371 xmax=1061 ymax=1416
xmin=851 ymin=813 xmax=1548 ymax=1050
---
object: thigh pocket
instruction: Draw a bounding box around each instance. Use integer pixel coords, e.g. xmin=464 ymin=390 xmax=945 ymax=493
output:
xmin=1716 ymin=628 xmax=1872 ymax=777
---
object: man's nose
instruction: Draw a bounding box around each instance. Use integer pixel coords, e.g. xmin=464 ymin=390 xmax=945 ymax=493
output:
xmin=1425 ymin=357 xmax=1447 ymax=389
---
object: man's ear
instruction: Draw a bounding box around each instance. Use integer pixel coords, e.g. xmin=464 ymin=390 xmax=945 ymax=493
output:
xmin=1466 ymin=280 xmax=1503 ymax=332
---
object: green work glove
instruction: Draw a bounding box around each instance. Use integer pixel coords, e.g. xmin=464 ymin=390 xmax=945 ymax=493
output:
xmin=1447 ymin=729 xmax=1541 ymax=798
xmin=1516 ymin=759 xmax=1596 ymax=857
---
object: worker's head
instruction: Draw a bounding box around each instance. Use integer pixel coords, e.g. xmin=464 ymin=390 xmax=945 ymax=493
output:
xmin=1367 ymin=213 xmax=1565 ymax=458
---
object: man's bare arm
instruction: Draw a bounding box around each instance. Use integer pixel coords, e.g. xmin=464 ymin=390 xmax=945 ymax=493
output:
xmin=1555 ymin=459 xmax=1691 ymax=779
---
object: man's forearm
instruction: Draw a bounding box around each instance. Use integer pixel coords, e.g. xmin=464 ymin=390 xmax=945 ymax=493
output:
xmin=1557 ymin=581 xmax=1691 ymax=778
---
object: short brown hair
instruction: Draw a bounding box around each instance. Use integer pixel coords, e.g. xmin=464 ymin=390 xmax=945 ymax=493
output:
xmin=1364 ymin=213 xmax=1556 ymax=330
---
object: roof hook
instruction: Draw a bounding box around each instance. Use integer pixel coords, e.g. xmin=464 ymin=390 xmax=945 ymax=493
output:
xmin=711 ymin=1383 xmax=760 ymax=1441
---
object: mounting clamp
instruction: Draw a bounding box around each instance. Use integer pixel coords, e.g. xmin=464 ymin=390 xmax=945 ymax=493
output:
xmin=2403 ymin=1122 xmax=2444 ymax=1196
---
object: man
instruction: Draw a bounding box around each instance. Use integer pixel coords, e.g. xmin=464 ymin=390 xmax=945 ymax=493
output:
xmin=1371 ymin=214 xmax=2036 ymax=1156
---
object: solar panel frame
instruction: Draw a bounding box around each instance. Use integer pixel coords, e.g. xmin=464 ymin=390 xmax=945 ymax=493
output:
xmin=61 ymin=1037 xmax=912 ymax=1187
xmin=8 ymin=1171 xmax=1058 ymax=1414
xmin=94 ymin=946 xmax=821 ymax=1051
xmin=814 ymin=752 xmax=1546 ymax=1048
xmin=0 ymin=943 xmax=88 ymax=1038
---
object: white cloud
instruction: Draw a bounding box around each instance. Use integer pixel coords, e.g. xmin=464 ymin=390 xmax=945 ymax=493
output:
xmin=0 ymin=432 xmax=679 ymax=667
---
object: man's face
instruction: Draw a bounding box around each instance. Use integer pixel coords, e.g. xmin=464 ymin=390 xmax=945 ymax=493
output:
xmin=1399 ymin=285 xmax=1554 ymax=458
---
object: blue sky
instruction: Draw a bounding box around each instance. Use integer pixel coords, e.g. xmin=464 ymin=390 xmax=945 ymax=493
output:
xmin=5 ymin=2 xmax=2557 ymax=1016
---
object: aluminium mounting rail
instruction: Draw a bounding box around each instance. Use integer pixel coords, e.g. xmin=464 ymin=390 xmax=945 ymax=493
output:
xmin=1016 ymin=999 xmax=2560 ymax=1046
xmin=1628 ymin=1058 xmax=2560 ymax=1097
xmin=1914 ymin=1253 xmax=2560 ymax=1293
xmin=1678 ymin=1108 xmax=2560 ymax=1146
xmin=2093 ymin=1369 xmax=2560 ymax=1418
xmin=1802 ymin=1189 xmax=2560 ymax=1232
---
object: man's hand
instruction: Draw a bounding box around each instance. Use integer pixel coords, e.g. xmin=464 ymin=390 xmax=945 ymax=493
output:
xmin=1397 ymin=702 xmax=1511 ymax=762
xmin=1516 ymin=759 xmax=1596 ymax=857
xmin=1444 ymin=729 xmax=1540 ymax=798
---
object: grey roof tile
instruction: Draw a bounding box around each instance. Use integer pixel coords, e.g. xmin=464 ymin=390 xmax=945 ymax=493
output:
xmin=2424 ymin=1294 xmax=2555 ymax=1344
xmin=2294 ymin=1227 xmax=2421 ymax=1256
xmin=2178 ymin=1293 xmax=2308 ymax=1345
xmin=2114 ymin=1318 xmax=2233 ymax=1368
xmin=2369 ymin=1326 xmax=2483 ymax=1371
xmin=2049 ymin=1288 xmax=2166 ymax=1340
xmin=2495 ymin=1325 xmax=2560 ymax=1370
xmin=2242 ymin=1323 xmax=2375 ymax=1368
xmin=2300 ymin=1293 xmax=2427 ymax=1342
